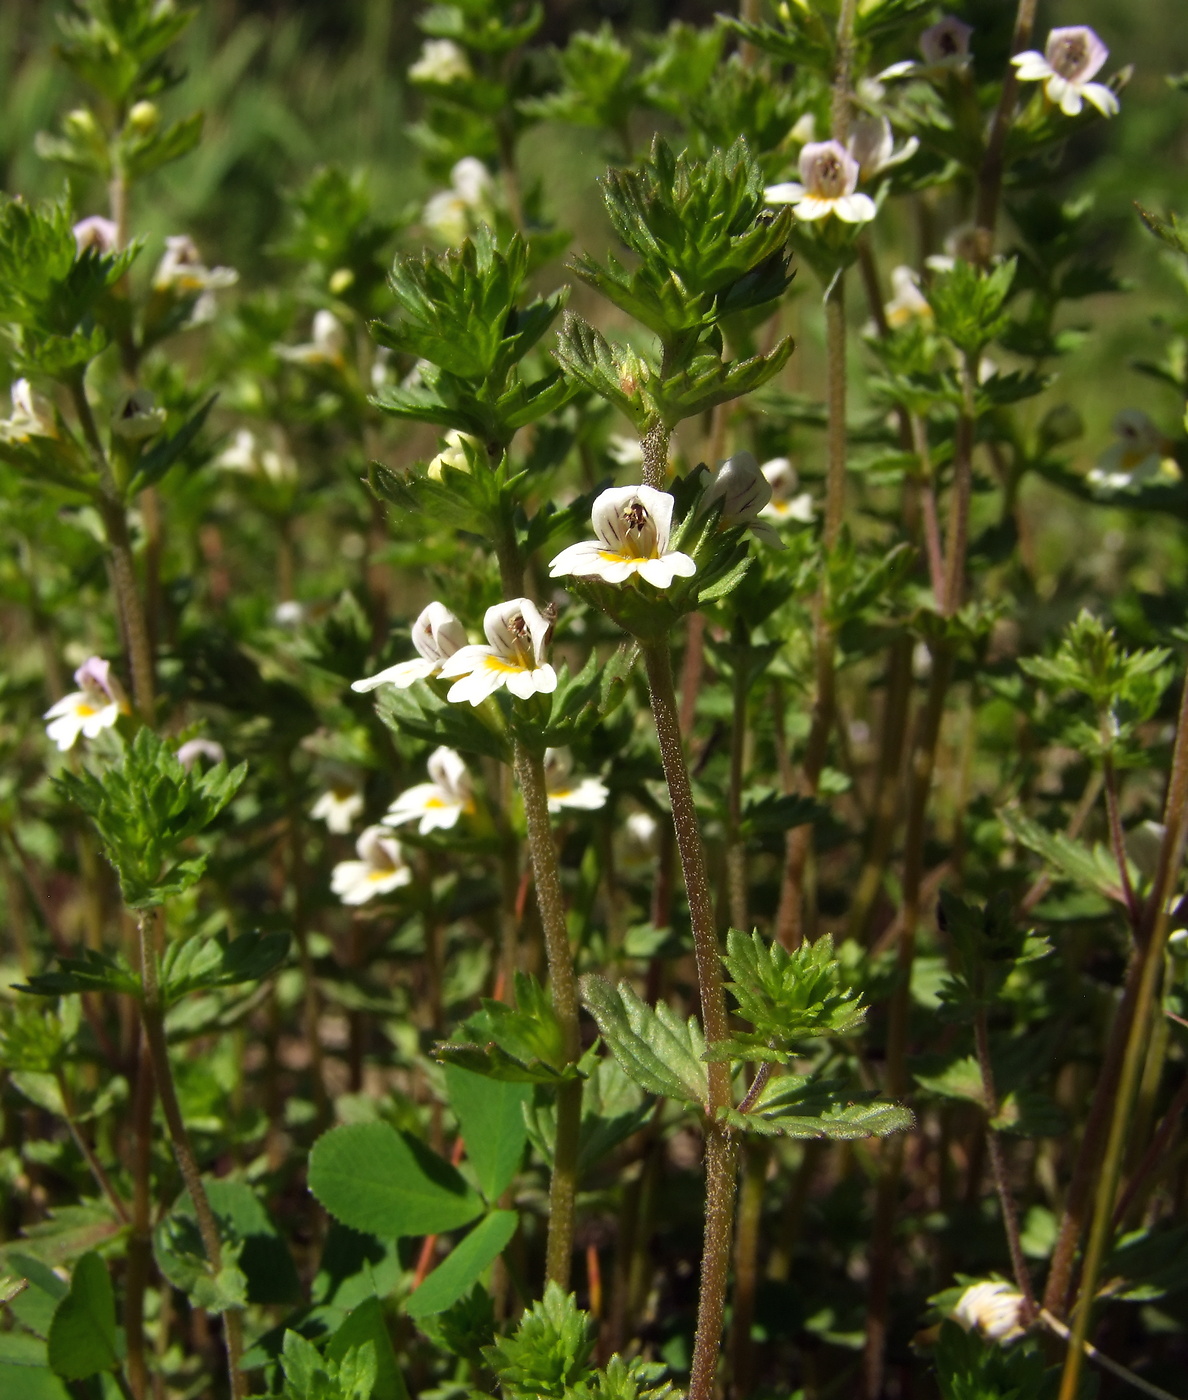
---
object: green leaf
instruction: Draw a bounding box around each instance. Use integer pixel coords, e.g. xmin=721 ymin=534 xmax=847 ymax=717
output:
xmin=437 ymin=973 xmax=575 ymax=1083
xmin=482 ymin=1282 xmax=593 ymax=1400
xmin=309 ymin=1123 xmax=483 ymax=1238
xmin=45 ymin=1253 xmax=118 ymax=1381
xmin=159 ymin=930 xmax=290 ymax=1006
xmin=1001 ymin=810 xmax=1129 ymax=905
xmin=16 ymin=949 xmax=140 ymax=1000
xmin=580 ymin=977 xmax=707 ymax=1108
xmin=326 ymin=1298 xmax=409 ymax=1400
xmin=722 ymin=1074 xmax=913 ymax=1140
xmin=406 ymin=1211 xmax=518 ymax=1319
xmin=280 ymin=1328 xmax=377 ymax=1400
xmin=0 ymin=1363 xmax=71 ymax=1400
xmin=444 ymin=1066 xmax=529 ymax=1203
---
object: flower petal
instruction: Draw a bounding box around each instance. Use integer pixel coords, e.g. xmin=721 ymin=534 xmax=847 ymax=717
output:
xmin=636 ymin=553 xmax=696 ymax=590
xmin=352 ymin=657 xmax=436 ymax=692
xmin=764 ymin=182 xmax=805 ymax=204
xmin=1011 ymin=52 xmax=1051 ymax=80
xmin=1083 ymin=82 xmax=1119 ymax=116
xmin=549 ymin=540 xmax=608 ymax=578
xmin=835 ymin=193 xmax=878 ymax=223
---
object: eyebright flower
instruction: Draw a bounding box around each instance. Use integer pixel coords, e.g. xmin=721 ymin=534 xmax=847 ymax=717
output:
xmin=409 ymin=39 xmax=473 ymax=85
xmin=422 ymin=157 xmax=494 ymax=244
xmin=440 ymin=599 xmax=558 ymax=706
xmin=544 ymin=748 xmax=609 ymax=813
xmin=176 ymin=738 xmax=226 ymax=771
xmin=278 ymin=310 xmax=347 ymax=368
xmin=0 ymin=380 xmax=56 ymax=444
xmin=1012 ymin=27 xmax=1119 ymax=117
xmin=153 ymin=235 xmax=239 ymax=296
xmin=953 ymin=1281 xmax=1027 ymax=1343
xmin=701 ymin=452 xmax=783 ymax=548
xmin=352 ymin=601 xmax=467 ymax=692
xmin=72 ymin=215 xmax=118 ymax=255
xmin=44 ymin=657 xmax=130 ymax=752
xmin=847 ymin=115 xmax=918 ymax=181
xmin=384 ymin=747 xmax=474 ymax=833
xmin=884 ymin=266 xmax=933 ymax=328
xmin=765 ymin=140 xmax=876 ymax=224
xmin=110 ymin=389 xmax=166 ymax=441
xmin=920 ymin=15 xmax=973 ymax=65
xmin=330 ymin=826 xmax=411 ymax=905
xmin=427 ymin=429 xmax=478 ymax=480
xmin=759 ymin=457 xmax=815 ymax=524
xmin=217 ymin=427 xmax=298 ymax=486
xmin=1088 ymin=409 xmax=1177 ymax=491
xmin=311 ymin=785 xmax=365 ymax=834
xmin=549 ymin=485 xmax=696 ymax=589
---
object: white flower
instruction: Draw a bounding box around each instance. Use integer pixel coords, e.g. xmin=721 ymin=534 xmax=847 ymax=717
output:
xmin=72 ymin=215 xmax=118 ymax=255
xmin=625 ymin=811 xmax=658 ymax=849
xmin=701 ymin=452 xmax=784 ymax=548
xmin=549 ymin=485 xmax=697 ymax=589
xmin=1012 ymin=26 xmax=1119 ymax=117
xmin=311 ymin=785 xmax=366 ymax=834
xmin=217 ymin=428 xmax=298 ymax=486
xmin=330 ymin=825 xmax=412 ymax=905
xmin=1088 ymin=409 xmax=1178 ymax=491
xmin=427 ymin=430 xmax=477 ymax=480
xmin=789 ymin=112 xmax=817 ymax=145
xmin=607 ymin=434 xmax=644 ymax=468
xmin=439 ymin=598 xmax=559 ymax=706
xmin=765 ymin=140 xmax=876 ymax=224
xmin=274 ymin=600 xmax=306 ymax=627
xmin=152 ymin=235 xmax=239 ymax=295
xmin=884 ymin=266 xmax=933 ymax=329
xmin=110 ymin=389 xmax=165 ymax=441
xmin=847 ymin=115 xmax=918 ymax=181
xmin=953 ymin=1281 xmax=1027 ymax=1343
xmin=44 ymin=657 xmax=130 ymax=752
xmin=920 ymin=16 xmax=973 ymax=65
xmin=759 ymin=457 xmax=815 ymax=524
xmin=176 ymin=738 xmax=225 ymax=771
xmin=409 ymin=39 xmax=473 ymax=85
xmin=0 ymin=380 xmax=56 ymax=444
xmin=352 ymin=601 xmax=468 ymax=692
xmin=544 ymin=748 xmax=608 ymax=813
xmin=422 ymin=158 xmax=494 ymax=244
xmin=278 ymin=310 xmax=347 ymax=367
xmin=384 ymin=747 xmax=474 ymax=833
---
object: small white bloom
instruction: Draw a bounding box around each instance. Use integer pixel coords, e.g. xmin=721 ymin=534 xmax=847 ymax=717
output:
xmin=920 ymin=16 xmax=973 ymax=65
xmin=422 ymin=158 xmax=494 ymax=244
xmin=352 ymin=601 xmax=468 ymax=692
xmin=765 ymin=140 xmax=876 ymax=224
xmin=884 ymin=266 xmax=933 ymax=329
xmin=847 ymin=115 xmax=919 ymax=181
xmin=278 ymin=310 xmax=347 ymax=368
xmin=330 ymin=825 xmax=412 ymax=905
xmin=152 ymin=235 xmax=239 ymax=295
xmin=789 ymin=113 xmax=817 ymax=145
xmin=384 ymin=746 xmax=474 ymax=833
xmin=1088 ymin=409 xmax=1178 ymax=491
xmin=1012 ymin=26 xmax=1119 ymax=118
xmin=759 ymin=457 xmax=815 ymax=524
xmin=274 ymin=600 xmax=306 ymax=627
xmin=44 ymin=657 xmax=130 ymax=752
xmin=427 ymin=430 xmax=477 ymax=480
xmin=0 ymin=379 xmax=57 ymax=444
xmin=544 ymin=748 xmax=608 ymax=814
xmin=409 ymin=39 xmax=473 ymax=85
xmin=176 ymin=738 xmax=225 ymax=770
xmin=72 ymin=215 xmax=118 ymax=256
xmin=110 ymin=389 xmax=166 ymax=441
xmin=953 ymin=1281 xmax=1027 ymax=1343
xmin=701 ymin=452 xmax=784 ymax=548
xmin=311 ymin=785 xmax=366 ymax=834
xmin=549 ymin=485 xmax=697 ymax=589
xmin=217 ymin=428 xmax=298 ymax=486
xmin=625 ymin=811 xmax=658 ymax=849
xmin=439 ymin=598 xmax=559 ymax=706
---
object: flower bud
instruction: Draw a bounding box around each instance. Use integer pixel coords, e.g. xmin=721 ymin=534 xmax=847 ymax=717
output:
xmin=126 ymin=100 xmax=159 ymax=135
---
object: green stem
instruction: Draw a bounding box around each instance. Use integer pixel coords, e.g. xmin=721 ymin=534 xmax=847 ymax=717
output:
xmin=513 ymin=744 xmax=582 ymax=1288
xmin=124 ymin=1031 xmax=154 ymax=1400
xmin=137 ymin=914 xmax=246 ymax=1400
xmin=728 ymin=1139 xmax=769 ymax=1398
xmin=726 ymin=643 xmax=749 ymax=933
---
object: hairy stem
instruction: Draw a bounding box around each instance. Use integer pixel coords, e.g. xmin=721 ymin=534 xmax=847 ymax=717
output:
xmin=514 ymin=744 xmax=582 ymax=1288
xmin=726 ymin=643 xmax=749 ymax=933
xmin=641 ymin=423 xmax=671 ymax=492
xmin=124 ymin=1031 xmax=154 ymax=1400
xmin=137 ymin=914 xmax=246 ymax=1399
xmin=729 ymin=1138 xmax=768 ymax=1399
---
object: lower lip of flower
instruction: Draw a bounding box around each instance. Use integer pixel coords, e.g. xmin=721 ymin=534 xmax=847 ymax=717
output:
xmin=76 ymin=703 xmax=97 ymax=717
xmin=484 ymin=654 xmax=531 ymax=675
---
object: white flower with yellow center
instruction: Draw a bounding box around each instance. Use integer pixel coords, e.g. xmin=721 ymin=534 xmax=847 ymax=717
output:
xmin=440 ymin=599 xmax=558 ymax=706
xmin=884 ymin=266 xmax=933 ymax=329
xmin=153 ymin=234 xmax=238 ymax=295
xmin=311 ymin=785 xmax=366 ymax=834
xmin=765 ymin=140 xmax=876 ymax=224
xmin=331 ymin=826 xmax=412 ymax=905
xmin=549 ymin=485 xmax=696 ymax=590
xmin=352 ymin=601 xmax=467 ymax=692
xmin=701 ymin=452 xmax=784 ymax=548
xmin=1012 ymin=26 xmax=1119 ymax=117
xmin=544 ymin=748 xmax=608 ymax=814
xmin=278 ymin=310 xmax=348 ymax=368
xmin=44 ymin=657 xmax=130 ymax=752
xmin=759 ymin=458 xmax=815 ymax=525
xmin=1088 ymin=409 xmax=1178 ymax=491
xmin=384 ymin=746 xmax=475 ymax=834
xmin=409 ymin=39 xmax=473 ymax=85
xmin=953 ymin=1281 xmax=1027 ymax=1343
xmin=0 ymin=379 xmax=57 ymax=445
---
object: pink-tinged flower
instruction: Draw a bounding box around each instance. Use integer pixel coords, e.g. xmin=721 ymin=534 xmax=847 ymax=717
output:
xmin=384 ymin=747 xmax=474 ymax=833
xmin=44 ymin=657 xmax=130 ymax=752
xmin=0 ymin=380 xmax=56 ymax=444
xmin=549 ymin=485 xmax=696 ymax=590
xmin=884 ymin=265 xmax=933 ymax=328
xmin=1012 ymin=26 xmax=1119 ymax=117
xmin=544 ymin=748 xmax=608 ymax=813
xmin=953 ymin=1281 xmax=1027 ymax=1343
xmin=440 ymin=599 xmax=558 ymax=706
xmin=72 ymin=215 xmax=118 ymax=256
xmin=330 ymin=826 xmax=412 ymax=905
xmin=352 ymin=602 xmax=468 ymax=693
xmin=278 ymin=310 xmax=347 ymax=368
xmin=848 ymin=115 xmax=918 ymax=181
xmin=311 ymin=785 xmax=365 ymax=834
xmin=759 ymin=457 xmax=815 ymax=524
xmin=765 ymin=141 xmax=876 ymax=224
xmin=701 ymin=452 xmax=783 ymax=548
xmin=920 ymin=16 xmax=973 ymax=65
xmin=176 ymin=738 xmax=226 ymax=771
